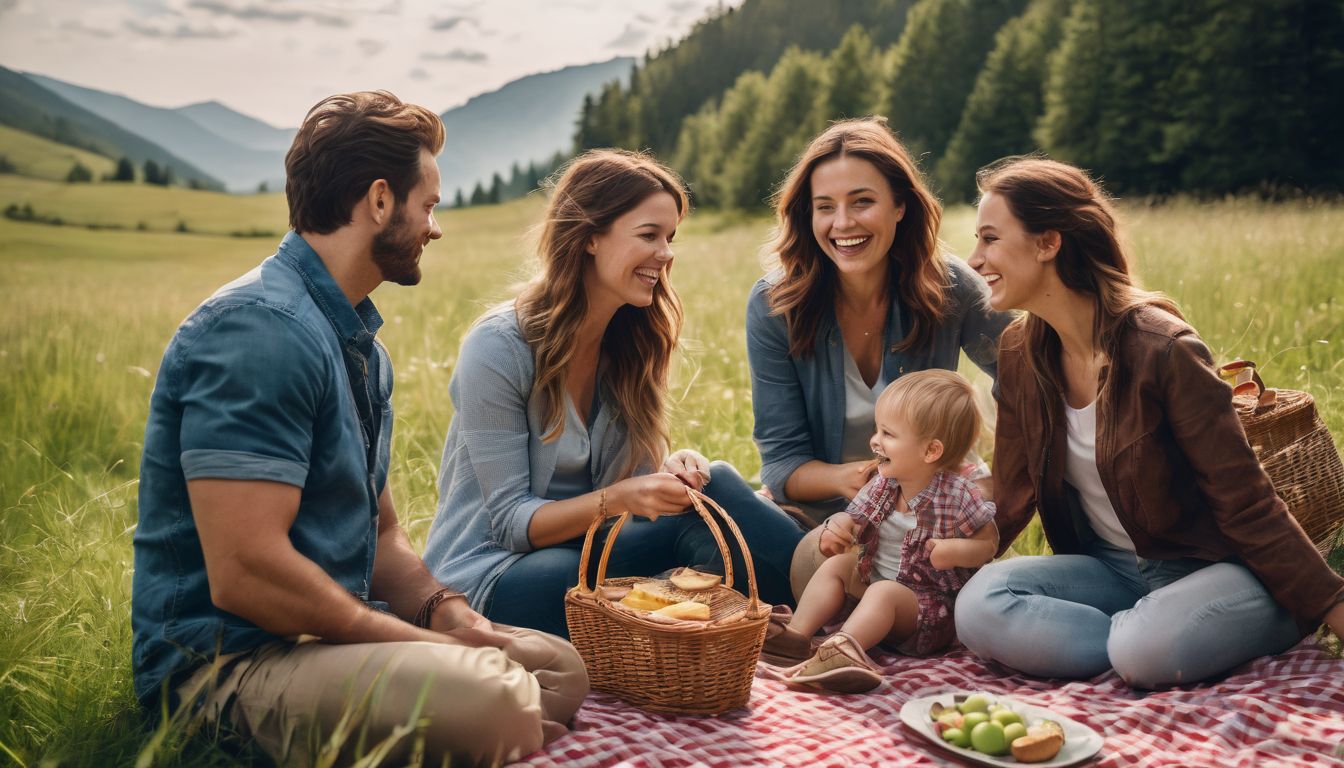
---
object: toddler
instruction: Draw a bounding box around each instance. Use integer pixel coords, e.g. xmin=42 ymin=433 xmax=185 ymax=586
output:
xmin=763 ymin=369 xmax=998 ymax=693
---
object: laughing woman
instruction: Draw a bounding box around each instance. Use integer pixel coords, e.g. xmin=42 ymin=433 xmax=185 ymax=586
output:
xmin=955 ymin=157 xmax=1344 ymax=687
xmin=423 ymin=150 xmax=803 ymax=639
xmin=715 ymin=118 xmax=1012 ymax=598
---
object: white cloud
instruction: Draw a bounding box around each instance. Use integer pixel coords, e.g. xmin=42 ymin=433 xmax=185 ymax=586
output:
xmin=422 ymin=48 xmax=488 ymax=64
xmin=430 ymin=14 xmax=476 ymax=31
xmin=186 ymin=0 xmax=351 ymax=28
xmin=605 ymin=22 xmax=648 ymax=50
xmin=59 ymin=19 xmax=117 ymax=38
xmin=124 ymin=17 xmax=236 ymax=38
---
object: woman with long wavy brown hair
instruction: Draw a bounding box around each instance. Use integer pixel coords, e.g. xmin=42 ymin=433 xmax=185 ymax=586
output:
xmin=955 ymin=157 xmax=1344 ymax=686
xmin=424 ymin=150 xmax=804 ymax=638
xmin=733 ymin=118 xmax=1012 ymax=606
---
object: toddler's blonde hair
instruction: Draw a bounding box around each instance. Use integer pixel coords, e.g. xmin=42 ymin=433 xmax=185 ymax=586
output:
xmin=875 ymin=369 xmax=981 ymax=471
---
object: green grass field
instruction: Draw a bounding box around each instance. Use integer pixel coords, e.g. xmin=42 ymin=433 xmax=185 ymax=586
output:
xmin=0 ymin=124 xmax=118 ymax=182
xmin=2 ymin=183 xmax=1342 ymax=766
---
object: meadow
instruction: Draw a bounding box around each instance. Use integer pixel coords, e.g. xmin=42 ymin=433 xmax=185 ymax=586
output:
xmin=2 ymin=183 xmax=1343 ymax=766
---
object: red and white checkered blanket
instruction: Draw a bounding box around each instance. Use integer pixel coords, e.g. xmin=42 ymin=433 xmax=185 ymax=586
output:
xmin=517 ymin=636 xmax=1344 ymax=767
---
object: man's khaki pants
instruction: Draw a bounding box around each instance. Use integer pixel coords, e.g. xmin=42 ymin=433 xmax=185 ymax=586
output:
xmin=177 ymin=626 xmax=589 ymax=767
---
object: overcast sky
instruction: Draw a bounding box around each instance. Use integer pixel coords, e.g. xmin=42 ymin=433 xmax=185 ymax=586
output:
xmin=0 ymin=0 xmax=741 ymax=127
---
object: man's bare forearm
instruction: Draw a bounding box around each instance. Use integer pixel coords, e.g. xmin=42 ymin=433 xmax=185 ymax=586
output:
xmin=190 ymin=478 xmax=446 ymax=645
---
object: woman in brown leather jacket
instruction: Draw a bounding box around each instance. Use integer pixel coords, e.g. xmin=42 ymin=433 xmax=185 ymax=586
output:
xmin=953 ymin=157 xmax=1344 ymax=687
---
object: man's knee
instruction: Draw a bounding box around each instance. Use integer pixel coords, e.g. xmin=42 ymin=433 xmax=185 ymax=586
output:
xmin=385 ymin=643 xmax=546 ymax=763
xmin=497 ymin=627 xmax=590 ymax=722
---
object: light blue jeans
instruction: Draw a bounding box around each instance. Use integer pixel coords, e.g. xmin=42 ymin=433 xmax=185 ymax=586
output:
xmin=954 ymin=539 xmax=1302 ymax=688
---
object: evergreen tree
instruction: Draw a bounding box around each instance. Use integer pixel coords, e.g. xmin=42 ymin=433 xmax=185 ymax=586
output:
xmin=575 ymin=94 xmax=599 ymax=152
xmin=1160 ymin=0 xmax=1344 ymax=193
xmin=1036 ymin=0 xmax=1196 ymax=194
xmin=113 ymin=157 xmax=135 ymax=182
xmin=672 ymin=71 xmax=769 ymax=207
xmin=573 ymin=0 xmax=920 ymax=156
xmin=671 ymin=107 xmax=716 ymax=205
xmin=454 ymin=188 xmax=466 ymax=208
xmin=722 ymin=48 xmax=828 ymax=209
xmin=880 ymin=0 xmax=1029 ymax=161
xmin=65 ymin=161 xmax=93 ymax=183
xmin=143 ymin=159 xmax=162 ymax=186
xmin=937 ymin=0 xmax=1071 ymax=201
xmin=825 ymin=25 xmax=881 ymax=120
xmin=469 ymin=182 xmax=488 ymax=206
xmin=487 ymin=173 xmax=504 ymax=204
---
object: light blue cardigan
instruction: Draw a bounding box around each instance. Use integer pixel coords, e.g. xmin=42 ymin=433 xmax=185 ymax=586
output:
xmin=747 ymin=257 xmax=1012 ymax=505
xmin=422 ymin=308 xmax=635 ymax=610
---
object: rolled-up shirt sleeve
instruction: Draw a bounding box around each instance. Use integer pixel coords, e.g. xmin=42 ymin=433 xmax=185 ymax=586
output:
xmin=176 ymin=304 xmax=325 ymax=488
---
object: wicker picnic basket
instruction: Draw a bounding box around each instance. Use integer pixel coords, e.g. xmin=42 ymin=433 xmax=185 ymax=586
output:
xmin=1220 ymin=361 xmax=1344 ymax=555
xmin=564 ymin=486 xmax=772 ymax=715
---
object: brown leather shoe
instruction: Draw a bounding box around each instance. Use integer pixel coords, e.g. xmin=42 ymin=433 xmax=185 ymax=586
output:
xmin=760 ymin=617 xmax=813 ymax=666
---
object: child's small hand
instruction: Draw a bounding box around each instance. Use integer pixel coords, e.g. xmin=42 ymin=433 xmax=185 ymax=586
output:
xmin=924 ymin=538 xmax=956 ymax=570
xmin=819 ymin=528 xmax=849 ymax=557
xmin=819 ymin=514 xmax=856 ymax=557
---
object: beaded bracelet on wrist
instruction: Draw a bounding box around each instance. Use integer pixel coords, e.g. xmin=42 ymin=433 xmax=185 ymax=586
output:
xmin=413 ymin=587 xmax=465 ymax=629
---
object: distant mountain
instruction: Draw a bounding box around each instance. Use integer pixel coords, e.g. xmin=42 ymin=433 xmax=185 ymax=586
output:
xmin=0 ymin=65 xmax=222 ymax=189
xmin=26 ymin=73 xmax=285 ymax=192
xmin=437 ymin=56 xmax=633 ymax=200
xmin=13 ymin=56 xmax=631 ymax=198
xmin=176 ymin=100 xmax=296 ymax=153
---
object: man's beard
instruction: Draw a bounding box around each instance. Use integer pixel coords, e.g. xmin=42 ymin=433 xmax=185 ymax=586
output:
xmin=371 ymin=206 xmax=423 ymax=286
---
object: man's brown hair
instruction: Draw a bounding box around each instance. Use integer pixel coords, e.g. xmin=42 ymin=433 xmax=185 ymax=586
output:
xmin=285 ymin=90 xmax=445 ymax=234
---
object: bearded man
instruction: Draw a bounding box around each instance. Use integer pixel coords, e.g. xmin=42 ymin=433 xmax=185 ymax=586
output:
xmin=132 ymin=91 xmax=587 ymax=766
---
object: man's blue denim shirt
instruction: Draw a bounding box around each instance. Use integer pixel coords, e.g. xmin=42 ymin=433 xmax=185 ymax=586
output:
xmin=132 ymin=231 xmax=393 ymax=705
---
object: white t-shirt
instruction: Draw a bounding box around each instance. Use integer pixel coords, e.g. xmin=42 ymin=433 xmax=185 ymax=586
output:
xmin=1063 ymin=399 xmax=1136 ymax=552
xmin=870 ymin=505 xmax=919 ymax=582
xmin=839 ymin=345 xmax=886 ymax=463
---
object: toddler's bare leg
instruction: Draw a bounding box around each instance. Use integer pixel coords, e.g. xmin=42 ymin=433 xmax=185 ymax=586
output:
xmin=788 ymin=551 xmax=859 ymax=637
xmin=840 ymin=580 xmax=918 ymax=650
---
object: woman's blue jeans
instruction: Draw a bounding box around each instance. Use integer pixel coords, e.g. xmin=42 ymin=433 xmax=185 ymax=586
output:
xmin=484 ymin=461 xmax=805 ymax=638
xmin=954 ymin=539 xmax=1302 ymax=688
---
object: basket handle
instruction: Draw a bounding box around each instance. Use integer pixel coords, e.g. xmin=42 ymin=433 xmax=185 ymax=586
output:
xmin=686 ymin=487 xmax=762 ymax=613
xmin=576 ymin=485 xmax=735 ymax=592
xmin=1217 ymin=360 xmax=1277 ymax=408
xmin=572 ymin=486 xmax=761 ymax=612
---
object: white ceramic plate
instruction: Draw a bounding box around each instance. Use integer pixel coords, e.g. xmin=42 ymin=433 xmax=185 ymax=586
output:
xmin=899 ymin=692 xmax=1104 ymax=767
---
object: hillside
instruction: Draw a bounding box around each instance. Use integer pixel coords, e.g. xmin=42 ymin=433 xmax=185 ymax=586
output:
xmin=586 ymin=0 xmax=1344 ymax=206
xmin=0 ymin=175 xmax=285 ymax=235
xmin=575 ymin=0 xmax=918 ymax=155
xmin=0 ymin=66 xmax=222 ymax=190
xmin=0 ymin=123 xmax=116 ymax=182
xmin=175 ymin=100 xmax=296 ymax=152
xmin=437 ymin=56 xmax=633 ymax=200
xmin=17 ymin=58 xmax=633 ymax=201
xmin=27 ymin=73 xmax=286 ymax=193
